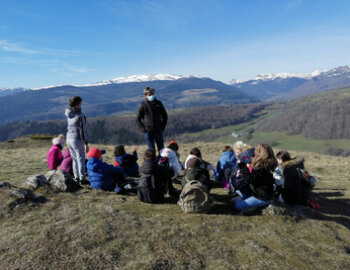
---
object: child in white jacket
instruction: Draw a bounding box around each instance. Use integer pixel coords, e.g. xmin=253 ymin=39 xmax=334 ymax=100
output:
xmin=159 ymin=141 xmax=182 ymax=179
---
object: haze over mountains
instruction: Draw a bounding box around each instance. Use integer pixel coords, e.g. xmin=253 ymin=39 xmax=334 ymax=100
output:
xmin=0 ymin=65 xmax=349 ymax=125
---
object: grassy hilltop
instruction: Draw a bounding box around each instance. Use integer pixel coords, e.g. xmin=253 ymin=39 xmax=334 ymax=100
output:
xmin=1 ymin=137 xmax=350 ymax=269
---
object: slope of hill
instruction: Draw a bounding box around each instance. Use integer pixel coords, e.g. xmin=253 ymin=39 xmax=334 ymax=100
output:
xmin=230 ymin=65 xmax=350 ymax=101
xmin=256 ymin=87 xmax=350 ymax=140
xmin=0 ymin=76 xmax=257 ymax=125
xmin=0 ymin=103 xmax=266 ymax=143
xmin=1 ymin=140 xmax=350 ymax=269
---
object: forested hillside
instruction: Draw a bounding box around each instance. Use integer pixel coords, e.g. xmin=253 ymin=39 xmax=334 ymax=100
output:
xmin=257 ymin=87 xmax=350 ymax=139
xmin=0 ymin=104 xmax=266 ymax=144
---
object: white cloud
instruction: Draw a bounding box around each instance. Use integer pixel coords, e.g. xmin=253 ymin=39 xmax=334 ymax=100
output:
xmin=64 ymin=64 xmax=89 ymax=74
xmin=0 ymin=40 xmax=41 ymax=55
xmin=0 ymin=39 xmax=86 ymax=57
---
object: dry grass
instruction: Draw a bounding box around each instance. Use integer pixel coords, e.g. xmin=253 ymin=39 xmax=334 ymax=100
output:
xmin=0 ymin=138 xmax=350 ymax=269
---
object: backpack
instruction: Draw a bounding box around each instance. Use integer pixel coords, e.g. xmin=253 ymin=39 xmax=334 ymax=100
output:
xmin=238 ymin=148 xmax=255 ymax=164
xmin=178 ymin=180 xmax=212 ymax=213
xmin=296 ymin=168 xmax=316 ymax=189
xmin=158 ymin=155 xmax=169 ymax=167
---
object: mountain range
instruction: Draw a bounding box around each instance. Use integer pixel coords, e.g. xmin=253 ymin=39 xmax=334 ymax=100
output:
xmin=230 ymin=66 xmax=350 ymax=100
xmin=0 ymin=76 xmax=256 ymax=125
xmin=1 ymin=65 xmax=350 ymax=125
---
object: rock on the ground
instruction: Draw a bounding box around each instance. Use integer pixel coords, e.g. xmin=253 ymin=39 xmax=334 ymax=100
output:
xmin=11 ymin=188 xmax=31 ymax=199
xmin=0 ymin=184 xmax=47 ymax=218
xmin=263 ymin=201 xmax=306 ymax=219
xmin=45 ymin=170 xmax=80 ymax=192
xmin=25 ymin=174 xmax=47 ymax=189
xmin=0 ymin=182 xmax=11 ymax=188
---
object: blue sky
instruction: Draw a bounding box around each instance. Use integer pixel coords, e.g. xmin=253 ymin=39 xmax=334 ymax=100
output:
xmin=1 ymin=0 xmax=350 ymax=88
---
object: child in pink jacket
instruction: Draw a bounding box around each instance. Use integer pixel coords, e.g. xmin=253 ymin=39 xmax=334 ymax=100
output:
xmin=47 ymin=135 xmax=64 ymax=170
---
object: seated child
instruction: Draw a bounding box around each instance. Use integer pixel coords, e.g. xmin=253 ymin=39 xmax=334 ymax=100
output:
xmin=182 ymin=158 xmax=212 ymax=190
xmin=60 ymin=148 xmax=73 ymax=175
xmin=276 ymin=151 xmax=311 ymax=206
xmin=138 ymin=149 xmax=176 ymax=203
xmin=114 ymin=145 xmax=139 ymax=177
xmin=87 ymin=148 xmax=126 ymax=193
xmin=223 ymin=147 xmax=255 ymax=195
xmin=233 ymin=141 xmax=248 ymax=157
xmin=47 ymin=135 xmax=64 ymax=170
xmin=216 ymin=146 xmax=237 ymax=187
xmin=159 ymin=141 xmax=182 ymax=179
xmin=184 ymin=147 xmax=213 ymax=171
xmin=232 ymin=144 xmax=277 ymax=212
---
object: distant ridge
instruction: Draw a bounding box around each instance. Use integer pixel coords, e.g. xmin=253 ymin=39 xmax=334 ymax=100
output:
xmin=229 ymin=65 xmax=350 ymax=100
xmin=0 ymin=76 xmax=257 ymax=125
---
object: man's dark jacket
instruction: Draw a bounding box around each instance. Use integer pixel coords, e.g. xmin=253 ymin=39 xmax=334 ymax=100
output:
xmin=136 ymin=99 xmax=168 ymax=133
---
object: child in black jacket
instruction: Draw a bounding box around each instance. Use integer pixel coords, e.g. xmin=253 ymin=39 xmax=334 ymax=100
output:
xmin=276 ymin=151 xmax=310 ymax=205
xmin=233 ymin=144 xmax=277 ymax=212
xmin=138 ymin=149 xmax=176 ymax=203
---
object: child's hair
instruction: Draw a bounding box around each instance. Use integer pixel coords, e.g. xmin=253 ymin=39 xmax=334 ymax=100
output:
xmin=114 ymin=145 xmax=125 ymax=157
xmin=168 ymin=141 xmax=179 ymax=152
xmin=186 ymin=157 xmax=201 ymax=169
xmin=233 ymin=141 xmax=247 ymax=154
xmin=57 ymin=134 xmax=65 ymax=141
xmin=276 ymin=151 xmax=292 ymax=162
xmin=143 ymin=149 xmax=156 ymax=161
xmin=190 ymin=147 xmax=202 ymax=158
xmin=69 ymin=96 xmax=82 ymax=107
xmin=222 ymin=145 xmax=233 ymax=152
xmin=251 ymin=144 xmax=278 ymax=171
xmin=52 ymin=135 xmax=64 ymax=145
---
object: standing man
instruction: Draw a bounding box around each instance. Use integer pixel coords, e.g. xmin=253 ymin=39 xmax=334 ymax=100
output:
xmin=136 ymin=87 xmax=168 ymax=152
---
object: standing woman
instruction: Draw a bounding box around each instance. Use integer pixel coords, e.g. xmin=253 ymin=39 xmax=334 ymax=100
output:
xmin=65 ymin=96 xmax=89 ymax=184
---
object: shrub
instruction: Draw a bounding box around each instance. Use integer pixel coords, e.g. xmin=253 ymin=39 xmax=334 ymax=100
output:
xmin=30 ymin=134 xmax=54 ymax=140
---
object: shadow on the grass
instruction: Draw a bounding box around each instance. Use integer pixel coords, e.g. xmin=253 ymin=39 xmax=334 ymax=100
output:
xmin=206 ymin=188 xmax=350 ymax=227
xmin=208 ymin=192 xmax=234 ymax=215
xmin=307 ymin=191 xmax=350 ymax=230
xmin=162 ymin=194 xmax=180 ymax=204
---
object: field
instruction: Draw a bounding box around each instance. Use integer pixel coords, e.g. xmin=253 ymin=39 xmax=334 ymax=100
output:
xmin=1 ymin=137 xmax=350 ymax=269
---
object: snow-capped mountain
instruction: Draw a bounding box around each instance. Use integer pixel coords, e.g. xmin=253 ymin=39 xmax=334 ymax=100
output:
xmin=230 ymin=66 xmax=350 ymax=100
xmin=230 ymin=73 xmax=310 ymax=84
xmin=29 ymin=74 xmax=203 ymax=90
xmin=0 ymin=87 xmax=30 ymax=97
xmin=87 ymin=74 xmax=203 ymax=87
xmin=0 ymin=75 xmax=256 ymax=125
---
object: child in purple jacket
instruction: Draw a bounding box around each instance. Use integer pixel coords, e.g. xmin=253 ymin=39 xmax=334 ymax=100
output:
xmin=60 ymin=148 xmax=73 ymax=175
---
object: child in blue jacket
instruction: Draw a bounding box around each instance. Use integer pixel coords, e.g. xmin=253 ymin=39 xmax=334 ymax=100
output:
xmin=215 ymin=146 xmax=237 ymax=187
xmin=114 ymin=145 xmax=139 ymax=177
xmin=87 ymin=148 xmax=125 ymax=193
